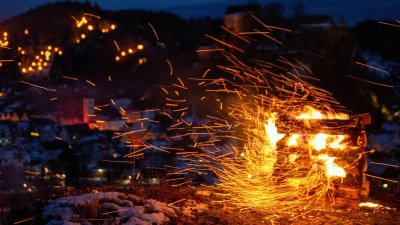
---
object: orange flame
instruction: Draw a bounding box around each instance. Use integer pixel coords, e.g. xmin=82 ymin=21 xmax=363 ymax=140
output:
xmin=265 ymin=116 xmax=285 ymax=147
xmin=317 ymin=154 xmax=346 ymax=178
xmin=296 ymin=106 xmax=349 ymax=120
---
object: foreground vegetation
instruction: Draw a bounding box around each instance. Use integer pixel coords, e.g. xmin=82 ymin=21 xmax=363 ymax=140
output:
xmin=0 ymin=180 xmax=399 ymax=224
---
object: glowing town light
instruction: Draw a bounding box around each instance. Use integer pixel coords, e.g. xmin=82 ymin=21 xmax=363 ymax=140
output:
xmin=23 ymin=183 xmax=27 ymax=188
xmin=28 ymin=67 xmax=33 ymax=71
xmin=45 ymin=51 xmax=51 ymax=60
xmin=38 ymin=66 xmax=43 ymax=71
xmin=38 ymin=62 xmax=41 ymax=66
xmin=22 ymin=68 xmax=26 ymax=73
xmin=383 ymin=183 xmax=388 ymax=188
xmin=30 ymin=132 xmax=39 ymax=137
xmin=48 ymin=46 xmax=52 ymax=50
xmin=76 ymin=39 xmax=80 ymax=43
xmin=43 ymin=62 xmax=48 ymax=66
xmin=40 ymin=51 xmax=44 ymax=55
xmin=18 ymin=62 xmax=21 ymax=66
xmin=58 ymin=51 xmax=62 ymax=55
xmin=21 ymin=50 xmax=25 ymax=55
xmin=98 ymin=168 xmax=103 ymax=172
xmin=111 ymin=24 xmax=116 ymax=30
xmin=115 ymin=56 xmax=120 ymax=61
xmin=3 ymin=36 xmax=7 ymax=41
xmin=54 ymin=47 xmax=58 ymax=52
xmin=137 ymin=44 xmax=144 ymax=50
xmin=128 ymin=48 xmax=133 ymax=53
xmin=81 ymin=34 xmax=86 ymax=39
xmin=3 ymin=32 xmax=7 ymax=37
xmin=32 ymin=62 xmax=36 ymax=66
xmin=18 ymin=47 xmax=21 ymax=51
xmin=88 ymin=25 xmax=94 ymax=31
xmin=24 ymin=29 xmax=29 ymax=35
xmin=101 ymin=29 xmax=106 ymax=33
xmin=121 ymin=51 xmax=126 ymax=56
xmin=0 ymin=63 xmax=2 ymax=67
xmin=35 ymin=55 xmax=39 ymax=60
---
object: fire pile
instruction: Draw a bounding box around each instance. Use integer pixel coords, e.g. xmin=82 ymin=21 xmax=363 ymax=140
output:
xmin=162 ymin=21 xmax=372 ymax=214
xmin=165 ymin=52 xmax=372 ymax=214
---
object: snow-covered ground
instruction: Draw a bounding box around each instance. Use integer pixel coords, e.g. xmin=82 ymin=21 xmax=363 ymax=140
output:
xmin=42 ymin=191 xmax=208 ymax=225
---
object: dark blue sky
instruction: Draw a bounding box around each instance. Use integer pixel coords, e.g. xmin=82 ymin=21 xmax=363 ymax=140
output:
xmin=0 ymin=0 xmax=399 ymax=26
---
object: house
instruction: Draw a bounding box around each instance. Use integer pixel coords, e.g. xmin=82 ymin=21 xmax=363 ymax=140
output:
xmin=94 ymin=106 xmax=126 ymax=131
xmin=40 ymin=140 xmax=67 ymax=162
xmin=33 ymin=124 xmax=59 ymax=141
xmin=224 ymin=4 xmax=262 ymax=34
xmin=295 ymin=15 xmax=335 ymax=30
xmin=58 ymin=123 xmax=97 ymax=145
xmin=0 ymin=121 xmax=12 ymax=148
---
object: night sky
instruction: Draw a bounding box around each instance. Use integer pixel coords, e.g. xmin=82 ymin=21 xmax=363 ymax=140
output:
xmin=0 ymin=0 xmax=399 ymax=26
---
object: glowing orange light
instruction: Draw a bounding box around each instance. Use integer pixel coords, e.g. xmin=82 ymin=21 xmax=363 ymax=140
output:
xmin=88 ymin=25 xmax=94 ymax=31
xmin=58 ymin=51 xmax=62 ymax=55
xmin=28 ymin=67 xmax=33 ymax=71
xmin=22 ymin=68 xmax=26 ymax=73
xmin=21 ymin=50 xmax=25 ymax=55
xmin=81 ymin=34 xmax=86 ymax=39
xmin=121 ymin=51 xmax=126 ymax=56
xmin=115 ymin=56 xmax=120 ymax=61
xmin=128 ymin=49 xmax=133 ymax=53
xmin=111 ymin=24 xmax=116 ymax=30
xmin=18 ymin=47 xmax=21 ymax=51
xmin=3 ymin=32 xmax=7 ymax=37
xmin=47 ymin=46 xmax=52 ymax=50
xmin=264 ymin=115 xmax=285 ymax=147
xmin=288 ymin=134 xmax=299 ymax=146
xmin=316 ymin=154 xmax=346 ymax=178
xmin=45 ymin=51 xmax=51 ymax=60
xmin=24 ymin=29 xmax=29 ymax=35
xmin=137 ymin=44 xmax=144 ymax=50
xmin=312 ymin=133 xmax=327 ymax=151
xmin=297 ymin=106 xmax=349 ymax=120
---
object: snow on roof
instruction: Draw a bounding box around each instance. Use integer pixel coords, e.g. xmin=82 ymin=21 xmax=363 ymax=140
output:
xmin=111 ymin=98 xmax=132 ymax=109
xmin=42 ymin=192 xmax=209 ymax=224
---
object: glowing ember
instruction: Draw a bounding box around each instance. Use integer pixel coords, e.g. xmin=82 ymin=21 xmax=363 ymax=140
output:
xmin=359 ymin=202 xmax=380 ymax=208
